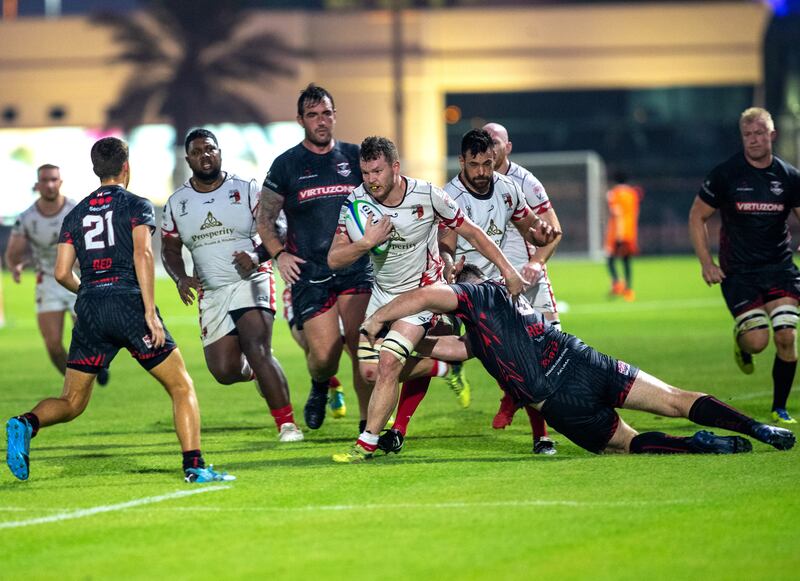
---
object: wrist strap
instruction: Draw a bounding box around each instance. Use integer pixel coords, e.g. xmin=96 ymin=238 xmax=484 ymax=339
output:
xmin=272 ymin=249 xmax=285 ymax=260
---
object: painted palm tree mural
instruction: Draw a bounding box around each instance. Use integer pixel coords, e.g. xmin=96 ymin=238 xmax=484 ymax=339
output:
xmin=93 ymin=0 xmax=305 ymax=185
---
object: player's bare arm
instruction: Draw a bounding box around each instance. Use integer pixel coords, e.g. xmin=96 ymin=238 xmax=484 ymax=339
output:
xmin=54 ymin=243 xmax=80 ymax=294
xmin=133 ymin=224 xmax=165 ymax=348
xmin=513 ymin=208 xmax=561 ymax=284
xmin=688 ymin=196 xmax=725 ymax=285
xmin=257 ymin=186 xmax=305 ymax=284
xmin=362 ymin=284 xmax=460 ymax=345
xmin=415 ymin=334 xmax=472 ymax=363
xmin=161 ymin=235 xmax=200 ymax=306
xmin=438 ymin=227 xmax=459 ymax=283
xmin=327 ymin=215 xmax=392 ymax=270
xmin=455 ymin=218 xmax=526 ymax=297
xmin=4 ymin=232 xmax=29 ymax=283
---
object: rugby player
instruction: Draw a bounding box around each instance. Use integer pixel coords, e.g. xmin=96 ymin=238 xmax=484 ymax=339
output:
xmin=6 ymin=137 xmax=232 ymax=483
xmin=162 ymin=129 xmax=302 ymax=443
xmin=5 ymin=165 xmax=109 ymax=385
xmin=257 ymin=84 xmax=372 ymax=432
xmin=328 ymin=136 xmax=558 ymax=463
xmin=689 ymin=107 xmax=800 ymax=425
xmin=360 ymin=264 xmax=796 ymax=459
xmin=605 ymin=171 xmax=641 ymax=301
xmin=483 ymin=122 xmax=562 ymax=435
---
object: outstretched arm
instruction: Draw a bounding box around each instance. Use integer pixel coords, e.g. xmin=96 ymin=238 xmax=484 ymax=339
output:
xmin=361 ymin=284 xmax=460 ymax=343
xmin=415 ymin=334 xmax=472 ymax=362
xmin=455 ymin=218 xmax=525 ymax=297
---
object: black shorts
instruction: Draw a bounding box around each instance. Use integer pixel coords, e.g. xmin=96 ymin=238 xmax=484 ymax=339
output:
xmin=67 ymin=293 xmax=176 ymax=373
xmin=291 ymin=269 xmax=372 ymax=330
xmin=721 ymin=267 xmax=800 ymax=317
xmin=540 ymin=346 xmax=639 ymax=454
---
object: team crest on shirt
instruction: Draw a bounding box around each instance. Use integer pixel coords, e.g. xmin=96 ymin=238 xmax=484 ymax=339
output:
xmin=228 ymin=190 xmax=241 ymax=204
xmin=503 ymin=193 xmax=513 ymax=208
xmin=411 ymin=204 xmax=424 ymax=219
xmin=179 ymin=199 xmax=188 ymax=216
xmin=336 ymin=162 xmax=352 ymax=177
xmin=770 ymin=181 xmax=784 ymax=196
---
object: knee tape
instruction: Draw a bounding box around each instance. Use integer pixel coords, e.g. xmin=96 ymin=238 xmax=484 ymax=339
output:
xmin=734 ymin=308 xmax=769 ymax=336
xmin=357 ymin=340 xmax=380 ymax=363
xmin=771 ymin=305 xmax=799 ymax=331
xmin=379 ymin=330 xmax=415 ymax=364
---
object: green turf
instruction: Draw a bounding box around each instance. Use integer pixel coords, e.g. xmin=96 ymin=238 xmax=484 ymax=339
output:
xmin=1 ymin=256 xmax=798 ymax=580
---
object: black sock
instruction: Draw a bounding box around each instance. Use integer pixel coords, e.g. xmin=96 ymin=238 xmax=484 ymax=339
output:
xmin=771 ymin=356 xmax=796 ymax=410
xmin=20 ymin=413 xmax=40 ymax=437
xmin=629 ymin=431 xmax=695 ymax=454
xmin=311 ymin=379 xmax=330 ymax=395
xmin=623 ymin=256 xmax=632 ymax=289
xmin=688 ymin=395 xmax=758 ymax=436
xmin=182 ymin=450 xmax=205 ymax=472
xmin=359 ymin=419 xmax=367 ymax=433
xmin=607 ymin=257 xmax=618 ymax=282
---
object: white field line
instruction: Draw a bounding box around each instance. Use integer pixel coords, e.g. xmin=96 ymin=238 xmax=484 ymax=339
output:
xmin=0 ymin=498 xmax=699 ymax=517
xmin=0 ymin=485 xmax=230 ymax=529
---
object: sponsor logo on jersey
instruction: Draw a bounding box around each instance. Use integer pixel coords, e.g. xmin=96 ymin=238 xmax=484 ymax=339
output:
xmin=465 ymin=205 xmax=472 ymax=220
xmin=411 ymin=204 xmax=424 ymax=219
xmin=203 ymin=198 xmax=215 ymax=204
xmin=770 ymin=181 xmax=784 ymax=196
xmin=388 ymin=229 xmax=406 ymax=242
xmin=337 ymin=162 xmax=352 ymax=177
xmin=200 ymin=212 xmax=224 ymax=230
xmin=486 ymin=220 xmax=503 ymax=236
xmin=142 ymin=334 xmax=153 ymax=349
xmin=298 ymin=169 xmax=319 ymax=181
xmin=298 ymin=184 xmax=355 ymax=201
xmin=735 ymin=201 xmax=784 ymax=213
xmin=179 ymin=199 xmax=188 ymax=216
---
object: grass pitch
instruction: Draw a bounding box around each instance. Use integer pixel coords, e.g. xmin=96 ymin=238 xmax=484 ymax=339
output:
xmin=1 ymin=256 xmax=798 ymax=580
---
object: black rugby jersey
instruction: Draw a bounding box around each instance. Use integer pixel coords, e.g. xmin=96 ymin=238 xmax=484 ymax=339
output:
xmin=264 ymin=141 xmax=369 ymax=279
xmin=451 ymin=281 xmax=578 ymax=405
xmin=59 ymin=185 xmax=156 ymax=296
xmin=699 ymin=152 xmax=800 ymax=274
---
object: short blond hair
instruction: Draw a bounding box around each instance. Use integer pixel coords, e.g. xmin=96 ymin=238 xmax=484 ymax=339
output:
xmin=740 ymin=107 xmax=774 ymax=131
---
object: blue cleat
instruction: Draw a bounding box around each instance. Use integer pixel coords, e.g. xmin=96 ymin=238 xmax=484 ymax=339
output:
xmin=184 ymin=465 xmax=236 ymax=483
xmin=688 ymin=430 xmax=752 ymax=454
xmin=6 ymin=417 xmax=32 ymax=481
xmin=753 ymin=423 xmax=796 ymax=451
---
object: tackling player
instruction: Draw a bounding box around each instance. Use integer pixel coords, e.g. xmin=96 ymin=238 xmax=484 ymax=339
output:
xmin=328 ymin=136 xmax=558 ymax=463
xmin=483 ymin=122 xmax=562 ymax=436
xmin=162 ymin=129 xmax=302 ymax=442
xmin=361 ymin=264 xmax=795 ymax=459
xmin=689 ymin=107 xmax=800 ymax=425
xmin=4 ymin=165 xmax=109 ymax=385
xmin=257 ymin=84 xmax=372 ymax=432
xmin=6 ymin=137 xmax=232 ymax=483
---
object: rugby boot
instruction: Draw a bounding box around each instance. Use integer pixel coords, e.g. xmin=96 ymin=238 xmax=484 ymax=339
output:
xmin=377 ymin=429 xmax=405 ymax=454
xmin=278 ymin=422 xmax=305 ymax=442
xmin=332 ymin=443 xmax=374 ymax=464
xmin=688 ymin=430 xmax=752 ymax=454
xmin=184 ymin=465 xmax=236 ymax=483
xmin=445 ymin=363 xmax=471 ymax=408
xmin=330 ymin=385 xmax=347 ymax=419
xmin=752 ymin=423 xmax=796 ymax=451
xmin=492 ymin=393 xmax=518 ymax=429
xmin=771 ymin=408 xmax=798 ymax=425
xmin=304 ymin=385 xmax=328 ymax=429
xmin=533 ymin=436 xmax=557 ymax=456
xmin=733 ymin=328 xmax=755 ymax=374
xmin=6 ymin=417 xmax=32 ymax=481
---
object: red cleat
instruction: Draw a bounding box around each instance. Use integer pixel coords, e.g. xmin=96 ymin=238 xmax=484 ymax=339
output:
xmin=492 ymin=393 xmax=518 ymax=429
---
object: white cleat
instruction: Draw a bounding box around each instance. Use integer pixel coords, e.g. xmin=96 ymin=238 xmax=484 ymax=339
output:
xmin=278 ymin=422 xmax=305 ymax=443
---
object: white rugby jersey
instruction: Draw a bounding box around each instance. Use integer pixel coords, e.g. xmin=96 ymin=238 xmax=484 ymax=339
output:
xmin=162 ymin=173 xmax=270 ymax=290
xmin=501 ymin=160 xmax=552 ymax=269
xmin=12 ymin=197 xmax=77 ymax=278
xmin=445 ymin=173 xmax=530 ymax=280
xmin=338 ymin=177 xmax=464 ymax=294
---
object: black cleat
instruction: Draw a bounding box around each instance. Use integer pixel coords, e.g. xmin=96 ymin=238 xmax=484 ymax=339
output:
xmin=533 ymin=437 xmax=557 ymax=455
xmin=97 ymin=368 xmax=110 ymax=387
xmin=377 ymin=429 xmax=404 ymax=454
xmin=688 ymin=430 xmax=752 ymax=454
xmin=752 ymin=424 xmax=796 ymax=451
xmin=303 ymin=387 xmax=328 ymax=430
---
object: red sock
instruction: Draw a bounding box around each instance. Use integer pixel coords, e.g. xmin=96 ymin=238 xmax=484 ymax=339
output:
xmin=392 ymin=377 xmax=432 ymax=436
xmin=428 ymin=360 xmax=448 ymax=377
xmin=329 ymin=376 xmax=341 ymax=389
xmin=270 ymin=405 xmax=295 ymax=431
xmin=525 ymin=406 xmax=548 ymax=439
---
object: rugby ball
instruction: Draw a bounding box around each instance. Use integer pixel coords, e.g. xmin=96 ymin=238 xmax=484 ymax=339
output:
xmin=344 ymin=199 xmax=390 ymax=256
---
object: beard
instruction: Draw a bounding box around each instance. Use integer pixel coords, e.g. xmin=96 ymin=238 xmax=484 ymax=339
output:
xmin=193 ymin=165 xmax=222 ymax=184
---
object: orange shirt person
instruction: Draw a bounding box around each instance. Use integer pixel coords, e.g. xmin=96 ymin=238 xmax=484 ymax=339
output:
xmin=605 ymin=172 xmax=642 ymax=300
